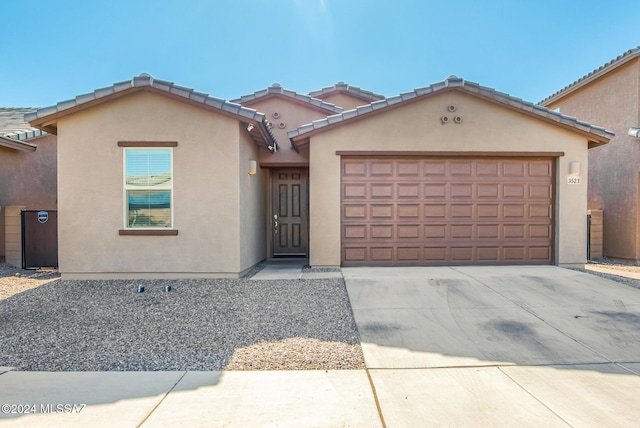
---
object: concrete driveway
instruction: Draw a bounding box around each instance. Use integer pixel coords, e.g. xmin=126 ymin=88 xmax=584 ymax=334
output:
xmin=343 ymin=266 xmax=640 ymax=427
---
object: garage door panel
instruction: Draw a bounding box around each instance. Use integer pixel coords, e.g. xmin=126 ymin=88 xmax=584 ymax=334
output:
xmin=371 ymin=161 xmax=394 ymax=176
xmin=478 ymin=204 xmax=500 ymax=218
xmin=477 ymin=161 xmax=500 ymax=176
xmin=529 ymin=162 xmax=552 ymax=177
xmin=478 ymin=183 xmax=499 ymax=198
xmin=451 ymin=161 xmax=473 ymax=175
xmin=425 ymin=183 xmax=447 ymax=198
xmin=343 ymin=160 xmax=367 ymax=177
xmin=371 ymin=183 xmax=394 ymax=198
xmin=425 ymin=204 xmax=447 ymax=218
xmin=504 ymin=183 xmax=526 ymax=198
xmin=341 ymin=157 xmax=553 ymax=266
xmin=424 ymin=161 xmax=446 ymax=176
xmin=398 ymin=183 xmax=420 ymax=198
xmin=371 ymin=204 xmax=394 ymax=219
xmin=451 ymin=183 xmax=473 ymax=198
xmin=478 ymin=224 xmax=500 ymax=239
xmin=371 ymin=247 xmax=394 ymax=261
xmin=398 ymin=224 xmax=420 ymax=239
xmin=371 ymin=225 xmax=393 ymax=239
xmin=503 ymin=162 xmax=526 ymax=177
xmin=398 ymin=204 xmax=420 ymax=218
xmin=343 ymin=204 xmax=367 ymax=220
xmin=451 ymin=204 xmax=473 ymax=218
xmin=503 ymin=204 xmax=526 ymax=218
xmin=529 ymin=184 xmax=552 ymax=199
xmin=344 ymin=183 xmax=367 ymax=199
xmin=398 ymin=247 xmax=421 ymax=261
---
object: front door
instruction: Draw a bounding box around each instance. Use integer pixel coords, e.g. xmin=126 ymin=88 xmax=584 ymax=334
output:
xmin=272 ymin=168 xmax=308 ymax=256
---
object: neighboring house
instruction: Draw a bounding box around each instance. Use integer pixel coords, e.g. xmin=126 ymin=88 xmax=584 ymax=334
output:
xmin=0 ymin=108 xmax=57 ymax=263
xmin=25 ymin=74 xmax=612 ymax=279
xmin=541 ymin=47 xmax=640 ymax=260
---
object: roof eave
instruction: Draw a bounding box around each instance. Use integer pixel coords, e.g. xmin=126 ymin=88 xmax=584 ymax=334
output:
xmin=0 ymin=135 xmax=37 ymax=152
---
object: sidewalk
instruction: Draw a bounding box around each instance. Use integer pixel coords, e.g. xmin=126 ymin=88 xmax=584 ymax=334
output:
xmin=0 ymin=370 xmax=381 ymax=427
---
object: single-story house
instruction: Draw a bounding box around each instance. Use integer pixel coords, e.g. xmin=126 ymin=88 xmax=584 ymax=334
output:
xmin=541 ymin=47 xmax=640 ymax=260
xmin=26 ymin=74 xmax=612 ymax=279
xmin=0 ymin=108 xmax=57 ymax=266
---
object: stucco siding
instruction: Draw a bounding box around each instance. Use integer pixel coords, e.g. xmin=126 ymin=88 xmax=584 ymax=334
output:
xmin=309 ymin=91 xmax=590 ymax=267
xmin=546 ymin=59 xmax=640 ymax=259
xmin=57 ymin=91 xmax=243 ymax=278
xmin=238 ymin=124 xmax=266 ymax=272
xmin=318 ymin=93 xmax=370 ymax=110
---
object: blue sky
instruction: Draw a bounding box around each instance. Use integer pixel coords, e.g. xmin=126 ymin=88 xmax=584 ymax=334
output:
xmin=1 ymin=0 xmax=639 ymax=108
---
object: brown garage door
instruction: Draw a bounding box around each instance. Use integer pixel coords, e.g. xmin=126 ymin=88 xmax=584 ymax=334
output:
xmin=341 ymin=156 xmax=554 ymax=266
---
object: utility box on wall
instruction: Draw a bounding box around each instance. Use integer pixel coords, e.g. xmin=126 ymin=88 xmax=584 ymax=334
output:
xmin=4 ymin=206 xmax=26 ymax=268
xmin=588 ymin=209 xmax=603 ymax=259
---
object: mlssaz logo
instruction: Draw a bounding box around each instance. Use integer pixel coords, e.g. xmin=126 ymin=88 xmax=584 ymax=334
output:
xmin=37 ymin=211 xmax=48 ymax=224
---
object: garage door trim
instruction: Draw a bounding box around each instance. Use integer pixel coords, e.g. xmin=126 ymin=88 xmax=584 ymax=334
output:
xmin=336 ymin=150 xmax=565 ymax=157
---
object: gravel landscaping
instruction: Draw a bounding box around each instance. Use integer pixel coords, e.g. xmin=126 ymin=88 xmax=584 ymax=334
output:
xmin=3 ymin=258 xmax=640 ymax=372
xmin=573 ymin=258 xmax=640 ymax=290
xmin=0 ymin=265 xmax=364 ymax=371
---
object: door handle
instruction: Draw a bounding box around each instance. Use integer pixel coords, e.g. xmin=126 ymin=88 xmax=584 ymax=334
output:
xmin=273 ymin=214 xmax=278 ymax=234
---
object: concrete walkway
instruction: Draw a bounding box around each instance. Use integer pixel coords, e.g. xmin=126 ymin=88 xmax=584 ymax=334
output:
xmin=250 ymin=259 xmax=342 ymax=280
xmin=1 ymin=266 xmax=639 ymax=427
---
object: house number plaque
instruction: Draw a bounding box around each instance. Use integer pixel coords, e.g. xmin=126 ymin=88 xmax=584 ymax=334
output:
xmin=567 ymin=176 xmax=581 ymax=185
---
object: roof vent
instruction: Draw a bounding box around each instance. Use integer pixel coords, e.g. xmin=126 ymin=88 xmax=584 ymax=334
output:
xmin=272 ymin=83 xmax=281 ymax=87
xmin=139 ymin=73 xmax=152 ymax=78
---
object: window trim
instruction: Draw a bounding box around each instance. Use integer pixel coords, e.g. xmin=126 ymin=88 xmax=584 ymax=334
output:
xmin=121 ymin=146 xmax=176 ymax=233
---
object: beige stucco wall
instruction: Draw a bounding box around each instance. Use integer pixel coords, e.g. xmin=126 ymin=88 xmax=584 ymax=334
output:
xmin=318 ymin=93 xmax=372 ymax=110
xmin=0 ymin=134 xmax=57 ymax=258
xmin=57 ymin=91 xmax=252 ymax=278
xmin=238 ymin=123 xmax=267 ymax=272
xmin=545 ymin=59 xmax=640 ymax=260
xmin=308 ymin=91 xmax=591 ymax=267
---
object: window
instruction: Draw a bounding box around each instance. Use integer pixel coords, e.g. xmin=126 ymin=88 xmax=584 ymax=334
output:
xmin=124 ymin=148 xmax=173 ymax=229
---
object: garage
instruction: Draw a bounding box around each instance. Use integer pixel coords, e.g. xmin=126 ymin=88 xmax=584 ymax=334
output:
xmin=341 ymin=156 xmax=555 ymax=266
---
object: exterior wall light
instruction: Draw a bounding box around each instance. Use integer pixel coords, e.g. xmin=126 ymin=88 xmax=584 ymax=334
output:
xmin=628 ymin=127 xmax=640 ymax=138
xmin=569 ymin=161 xmax=580 ymax=176
xmin=248 ymin=160 xmax=257 ymax=175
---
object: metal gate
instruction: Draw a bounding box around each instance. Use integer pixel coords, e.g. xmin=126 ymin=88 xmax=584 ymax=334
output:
xmin=21 ymin=210 xmax=58 ymax=269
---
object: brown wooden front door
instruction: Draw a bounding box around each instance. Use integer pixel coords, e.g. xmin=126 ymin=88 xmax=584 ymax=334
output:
xmin=272 ymin=168 xmax=308 ymax=256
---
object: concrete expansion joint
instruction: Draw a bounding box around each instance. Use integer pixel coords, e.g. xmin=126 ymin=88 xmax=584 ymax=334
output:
xmin=364 ymin=368 xmax=387 ymax=428
xmin=497 ymin=366 xmax=573 ymax=427
xmin=137 ymin=370 xmax=188 ymax=428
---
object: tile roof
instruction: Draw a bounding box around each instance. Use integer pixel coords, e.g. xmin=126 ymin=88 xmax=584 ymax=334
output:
xmin=0 ymin=134 xmax=37 ymax=152
xmin=231 ymin=83 xmax=343 ymax=114
xmin=0 ymin=108 xmax=40 ymax=135
xmin=307 ymin=82 xmax=385 ymax=102
xmin=540 ymin=47 xmax=640 ymax=105
xmin=25 ymin=74 xmax=278 ymax=151
xmin=289 ymin=76 xmax=614 ymax=149
xmin=4 ymin=129 xmax=48 ymax=141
